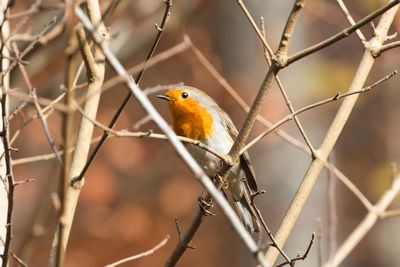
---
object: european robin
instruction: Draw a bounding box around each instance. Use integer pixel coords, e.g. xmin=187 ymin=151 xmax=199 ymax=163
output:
xmin=158 ymin=86 xmax=260 ymax=233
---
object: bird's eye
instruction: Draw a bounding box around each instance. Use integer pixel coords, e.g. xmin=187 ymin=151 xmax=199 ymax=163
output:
xmin=181 ymin=92 xmax=189 ymax=99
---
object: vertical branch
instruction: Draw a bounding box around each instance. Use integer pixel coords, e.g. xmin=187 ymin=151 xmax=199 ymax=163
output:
xmin=0 ymin=0 xmax=13 ymax=265
xmin=56 ymin=2 xmax=79 ymax=265
xmin=47 ymin=0 xmax=108 ymax=265
xmin=326 ymin=154 xmax=337 ymax=261
xmin=264 ymin=4 xmax=399 ymax=265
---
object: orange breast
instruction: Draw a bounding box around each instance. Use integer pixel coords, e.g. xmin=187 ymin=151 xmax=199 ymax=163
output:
xmin=168 ymin=98 xmax=214 ymax=140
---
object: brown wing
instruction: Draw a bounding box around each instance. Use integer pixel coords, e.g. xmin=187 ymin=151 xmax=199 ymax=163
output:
xmin=217 ymin=107 xmax=258 ymax=192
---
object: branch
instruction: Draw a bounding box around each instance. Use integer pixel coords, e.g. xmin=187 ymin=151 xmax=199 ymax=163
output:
xmin=0 ymin=0 xmax=14 ymax=265
xmin=12 ymin=42 xmax=64 ymax=168
xmin=75 ymin=6 xmax=269 ymax=267
xmin=378 ymin=40 xmax=400 ymax=54
xmin=31 ymin=89 xmax=64 ymax=167
xmin=105 ymin=235 xmax=170 ymax=267
xmin=336 ymin=0 xmax=367 ymax=44
xmin=275 ymin=233 xmax=315 ymax=267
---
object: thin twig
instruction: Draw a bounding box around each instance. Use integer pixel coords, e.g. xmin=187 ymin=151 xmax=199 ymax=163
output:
xmin=31 ymin=89 xmax=64 ymax=167
xmin=0 ymin=18 xmax=56 ymax=82
xmin=8 ymin=1 xmax=63 ymax=20
xmin=378 ymin=40 xmax=400 ymax=54
xmin=326 ymin=154 xmax=337 ymax=261
xmin=12 ymin=44 xmax=64 ymax=167
xmin=174 ymin=217 xmax=196 ymax=249
xmin=275 ymin=233 xmax=315 ymax=267
xmin=379 ymin=209 xmax=400 ymax=218
xmin=105 ymin=235 xmax=170 ymax=267
xmin=336 ymin=0 xmax=367 ymax=44
xmin=236 ymin=0 xmax=274 ymax=57
xmin=324 ymin=161 xmax=373 ymax=211
xmin=14 ymin=178 xmax=35 ymax=186
xmin=317 ymin=218 xmax=323 ymax=267
xmin=12 ymin=136 xmax=105 ymax=166
xmin=9 ymin=250 xmax=28 ymax=267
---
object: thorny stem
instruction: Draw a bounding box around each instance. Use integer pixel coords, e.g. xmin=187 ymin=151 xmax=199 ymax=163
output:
xmin=0 ymin=1 xmax=13 ymax=265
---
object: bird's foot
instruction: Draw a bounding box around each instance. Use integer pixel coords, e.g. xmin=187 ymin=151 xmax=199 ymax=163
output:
xmin=197 ymin=195 xmax=215 ymax=216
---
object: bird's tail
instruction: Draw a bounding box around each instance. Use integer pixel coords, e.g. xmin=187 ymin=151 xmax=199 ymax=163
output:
xmin=234 ymin=196 xmax=261 ymax=233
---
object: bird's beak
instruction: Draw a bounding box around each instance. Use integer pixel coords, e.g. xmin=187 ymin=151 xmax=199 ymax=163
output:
xmin=157 ymin=94 xmax=173 ymax=101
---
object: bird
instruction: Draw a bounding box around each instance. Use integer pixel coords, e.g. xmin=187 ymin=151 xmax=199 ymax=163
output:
xmin=157 ymin=86 xmax=260 ymax=233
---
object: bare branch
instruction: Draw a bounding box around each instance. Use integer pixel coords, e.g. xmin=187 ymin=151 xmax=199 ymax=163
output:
xmin=378 ymin=40 xmax=400 ymax=54
xmin=105 ymin=235 xmax=170 ymax=267
xmin=336 ymin=0 xmax=367 ymax=44
xmin=31 ymin=89 xmax=64 ymax=167
xmin=12 ymin=43 xmax=64 ymax=168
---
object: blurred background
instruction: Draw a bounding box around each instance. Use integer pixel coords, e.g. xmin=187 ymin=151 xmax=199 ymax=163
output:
xmin=6 ymin=0 xmax=400 ymax=266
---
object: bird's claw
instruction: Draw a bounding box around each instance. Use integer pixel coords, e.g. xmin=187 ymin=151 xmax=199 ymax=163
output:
xmin=198 ymin=195 xmax=215 ymax=216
